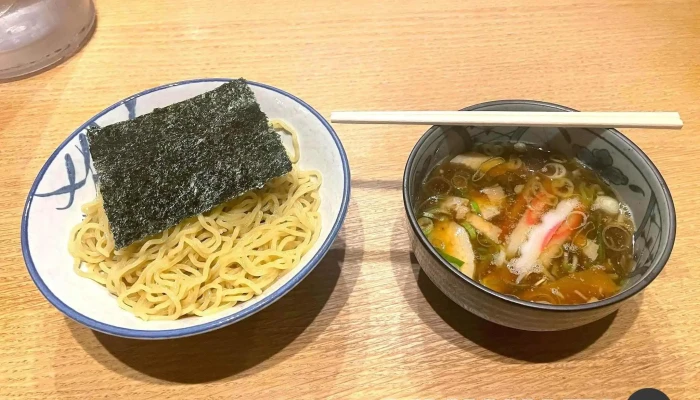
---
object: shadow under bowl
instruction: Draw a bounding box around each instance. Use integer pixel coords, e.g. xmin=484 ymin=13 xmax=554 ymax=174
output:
xmin=402 ymin=100 xmax=675 ymax=331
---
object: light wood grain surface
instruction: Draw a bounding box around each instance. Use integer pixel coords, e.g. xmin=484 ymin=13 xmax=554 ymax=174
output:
xmin=1 ymin=0 xmax=699 ymax=398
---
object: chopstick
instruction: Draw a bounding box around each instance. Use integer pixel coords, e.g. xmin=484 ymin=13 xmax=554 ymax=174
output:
xmin=330 ymin=111 xmax=683 ymax=129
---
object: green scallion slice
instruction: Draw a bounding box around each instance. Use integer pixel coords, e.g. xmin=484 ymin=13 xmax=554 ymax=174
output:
xmin=470 ymin=200 xmax=481 ymax=216
xmin=436 ymin=248 xmax=464 ymax=267
xmin=417 ymin=217 xmax=434 ymax=236
xmin=461 ymin=222 xmax=477 ymax=240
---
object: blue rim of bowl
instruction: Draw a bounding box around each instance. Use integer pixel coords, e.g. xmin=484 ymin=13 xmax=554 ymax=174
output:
xmin=20 ymin=78 xmax=351 ymax=339
xmin=403 ymin=99 xmax=676 ymax=312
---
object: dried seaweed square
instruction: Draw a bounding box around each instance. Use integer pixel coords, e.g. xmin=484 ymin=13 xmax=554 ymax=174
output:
xmin=86 ymin=79 xmax=292 ymax=249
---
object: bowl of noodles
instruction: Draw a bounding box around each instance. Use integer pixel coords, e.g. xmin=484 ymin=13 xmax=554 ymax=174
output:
xmin=404 ymin=100 xmax=675 ymax=331
xmin=21 ymin=78 xmax=350 ymax=339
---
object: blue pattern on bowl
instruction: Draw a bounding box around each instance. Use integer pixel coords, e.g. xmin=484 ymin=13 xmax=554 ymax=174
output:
xmin=30 ymin=96 xmax=142 ymax=210
xmin=34 ymin=134 xmax=95 ymax=210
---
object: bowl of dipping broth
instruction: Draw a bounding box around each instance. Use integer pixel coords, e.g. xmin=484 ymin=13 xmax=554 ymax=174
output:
xmin=403 ymin=100 xmax=675 ymax=331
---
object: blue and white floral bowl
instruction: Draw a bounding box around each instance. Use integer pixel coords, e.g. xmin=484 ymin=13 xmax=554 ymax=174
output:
xmin=21 ymin=79 xmax=350 ymax=339
xmin=403 ymin=100 xmax=676 ymax=331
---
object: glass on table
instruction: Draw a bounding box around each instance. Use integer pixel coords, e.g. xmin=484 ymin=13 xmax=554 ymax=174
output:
xmin=0 ymin=0 xmax=95 ymax=80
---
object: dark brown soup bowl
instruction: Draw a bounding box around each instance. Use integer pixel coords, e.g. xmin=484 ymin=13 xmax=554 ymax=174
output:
xmin=403 ymin=100 xmax=676 ymax=331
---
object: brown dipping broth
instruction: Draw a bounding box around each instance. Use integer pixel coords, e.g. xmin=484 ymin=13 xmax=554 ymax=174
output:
xmin=416 ymin=142 xmax=635 ymax=305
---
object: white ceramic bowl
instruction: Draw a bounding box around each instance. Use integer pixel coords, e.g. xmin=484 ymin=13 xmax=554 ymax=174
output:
xmin=21 ymin=79 xmax=350 ymax=339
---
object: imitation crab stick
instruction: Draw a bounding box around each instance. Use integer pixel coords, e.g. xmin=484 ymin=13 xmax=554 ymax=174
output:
xmin=505 ymin=190 xmax=556 ymax=257
xmin=507 ymin=198 xmax=580 ymax=282
xmin=500 ymin=177 xmax=538 ymax=238
xmin=538 ymin=204 xmax=588 ymax=268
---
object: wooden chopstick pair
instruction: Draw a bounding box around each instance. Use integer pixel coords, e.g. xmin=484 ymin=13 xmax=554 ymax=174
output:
xmin=330 ymin=111 xmax=683 ymax=129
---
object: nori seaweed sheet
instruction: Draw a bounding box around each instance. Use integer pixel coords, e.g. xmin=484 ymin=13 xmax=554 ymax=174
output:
xmin=87 ymin=79 xmax=292 ymax=249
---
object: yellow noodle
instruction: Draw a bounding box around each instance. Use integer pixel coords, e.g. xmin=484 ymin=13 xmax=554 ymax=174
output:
xmin=69 ymin=120 xmax=321 ymax=321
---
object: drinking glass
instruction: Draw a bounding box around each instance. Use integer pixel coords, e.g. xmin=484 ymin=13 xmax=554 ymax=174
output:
xmin=0 ymin=0 xmax=95 ymax=80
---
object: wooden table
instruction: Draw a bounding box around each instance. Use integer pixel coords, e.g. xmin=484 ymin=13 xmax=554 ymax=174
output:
xmin=1 ymin=1 xmax=698 ymax=398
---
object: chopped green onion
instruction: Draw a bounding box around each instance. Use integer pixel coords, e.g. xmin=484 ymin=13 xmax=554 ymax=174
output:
xmin=563 ymin=262 xmax=576 ymax=273
xmin=424 ymin=206 xmax=443 ymax=215
xmin=422 ymin=206 xmax=446 ymax=220
xmin=461 ymin=222 xmax=477 ymax=240
xmin=579 ymin=185 xmax=590 ymax=204
xmin=417 ymin=217 xmax=434 ymax=236
xmin=579 ymin=183 xmax=598 ymax=206
xmin=476 ymin=232 xmax=494 ymax=247
xmin=470 ymin=200 xmax=481 ymax=215
xmin=598 ymin=233 xmax=606 ymax=260
xmin=436 ymin=248 xmax=464 ymax=267
xmin=475 ymin=246 xmax=490 ymax=255
xmin=596 ymin=214 xmax=606 ymax=260
xmin=451 ymin=175 xmax=469 ymax=189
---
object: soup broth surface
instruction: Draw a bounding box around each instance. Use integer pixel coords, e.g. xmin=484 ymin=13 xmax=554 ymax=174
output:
xmin=416 ymin=142 xmax=635 ymax=305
